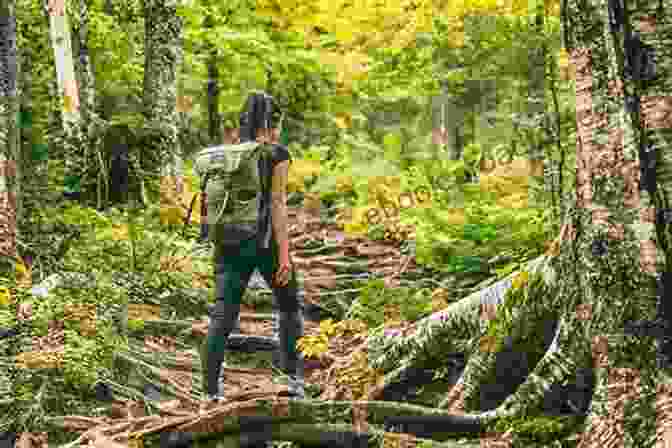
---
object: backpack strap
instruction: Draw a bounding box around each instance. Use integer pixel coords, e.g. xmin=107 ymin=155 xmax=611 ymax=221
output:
xmin=258 ymin=145 xmax=275 ymax=249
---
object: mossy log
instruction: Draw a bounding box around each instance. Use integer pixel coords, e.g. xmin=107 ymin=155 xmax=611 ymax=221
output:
xmin=127 ymin=397 xmax=488 ymax=443
xmin=158 ymin=423 xmax=476 ymax=448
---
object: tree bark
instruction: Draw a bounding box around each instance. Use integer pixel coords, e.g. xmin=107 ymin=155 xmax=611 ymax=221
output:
xmin=0 ymin=0 xmax=18 ymax=270
xmin=142 ymin=0 xmax=184 ymax=213
xmin=203 ymin=7 xmax=220 ymax=146
xmin=526 ymin=0 xmax=547 ymax=208
xmin=46 ymin=0 xmax=83 ymax=199
xmin=16 ymin=31 xmax=33 ymax=240
xmin=15 ymin=0 xmax=671 ymax=446
xmin=367 ymin=0 xmax=672 ymax=445
xmin=73 ymin=0 xmax=107 ymax=209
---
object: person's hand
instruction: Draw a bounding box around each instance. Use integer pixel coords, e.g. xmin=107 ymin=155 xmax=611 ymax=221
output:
xmin=274 ymin=254 xmax=291 ymax=287
xmin=17 ymin=302 xmax=32 ymax=322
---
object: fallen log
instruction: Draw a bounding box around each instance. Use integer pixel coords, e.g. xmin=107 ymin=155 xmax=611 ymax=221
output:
xmin=117 ymin=397 xmax=490 ymax=444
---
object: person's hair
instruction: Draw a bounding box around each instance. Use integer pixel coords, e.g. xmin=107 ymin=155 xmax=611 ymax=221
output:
xmin=239 ymin=92 xmax=283 ymax=142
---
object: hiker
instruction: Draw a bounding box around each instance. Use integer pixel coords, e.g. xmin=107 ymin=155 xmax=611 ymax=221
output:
xmin=199 ymin=91 xmax=304 ymax=402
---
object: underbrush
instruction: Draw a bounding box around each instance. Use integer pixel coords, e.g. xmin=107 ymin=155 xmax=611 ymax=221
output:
xmin=291 ymin=138 xmax=557 ymax=282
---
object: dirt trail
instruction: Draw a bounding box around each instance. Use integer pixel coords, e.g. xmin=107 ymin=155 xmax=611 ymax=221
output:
xmin=18 ymin=201 xmax=481 ymax=447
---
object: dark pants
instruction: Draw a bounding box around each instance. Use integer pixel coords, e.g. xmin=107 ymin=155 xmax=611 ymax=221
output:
xmin=203 ymin=237 xmax=302 ymax=396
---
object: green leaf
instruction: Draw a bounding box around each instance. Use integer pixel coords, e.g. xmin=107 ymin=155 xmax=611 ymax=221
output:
xmin=17 ymin=110 xmax=32 ymax=128
xmin=63 ymin=175 xmax=82 ymax=193
xmin=128 ymin=319 xmax=145 ymax=332
xmin=31 ymin=143 xmax=48 ymax=162
xmin=383 ymin=131 xmax=402 ymax=150
xmin=495 ymin=263 xmax=519 ymax=278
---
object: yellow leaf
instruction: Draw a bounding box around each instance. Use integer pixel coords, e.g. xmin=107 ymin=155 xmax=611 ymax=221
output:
xmin=111 ymin=224 xmax=129 ymax=240
xmin=128 ymin=435 xmax=144 ymax=448
xmin=183 ymin=193 xmax=202 ymax=224
xmin=63 ymin=95 xmax=73 ymax=113
xmin=0 ymin=287 xmax=11 ymax=306
xmin=334 ymin=115 xmax=350 ymax=129
xmin=479 ymin=335 xmax=499 ymax=353
xmin=319 ymin=318 xmax=335 ymax=334
xmin=545 ymin=239 xmax=560 ymax=257
xmin=15 ymin=259 xmax=31 ymax=288
xmin=335 ymin=25 xmax=355 ymax=43
xmin=15 ymin=258 xmax=27 ymax=277
xmin=288 ymin=160 xmax=321 ymax=193
xmin=336 ymin=175 xmax=353 ymax=193
xmin=497 ymin=193 xmax=528 ymax=209
xmin=176 ymin=95 xmax=193 ymax=113
xmin=512 ymin=271 xmax=529 ymax=290
xmin=440 ymin=209 xmax=466 ymax=226
xmin=160 ymin=206 xmax=183 ymax=226
xmin=558 ymin=48 xmax=569 ymax=69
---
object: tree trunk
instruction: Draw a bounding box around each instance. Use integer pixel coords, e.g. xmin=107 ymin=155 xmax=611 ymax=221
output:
xmin=526 ymin=0 xmax=547 ymax=208
xmin=204 ymin=10 xmax=220 ymax=146
xmin=73 ymin=0 xmax=106 ymax=209
xmin=46 ymin=0 xmax=84 ymax=200
xmin=17 ymin=33 xmax=34 ymax=239
xmin=142 ymin=0 xmax=184 ymax=214
xmin=365 ymin=0 xmax=672 ymax=445
xmin=28 ymin=1 xmax=672 ymax=446
xmin=0 ymin=0 xmax=18 ymax=271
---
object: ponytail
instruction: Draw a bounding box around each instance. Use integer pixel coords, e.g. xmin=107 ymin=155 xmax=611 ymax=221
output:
xmin=239 ymin=92 xmax=280 ymax=143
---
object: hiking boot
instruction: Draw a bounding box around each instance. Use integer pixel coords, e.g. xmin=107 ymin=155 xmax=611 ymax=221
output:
xmin=206 ymin=393 xmax=225 ymax=402
xmin=289 ymin=377 xmax=305 ymax=399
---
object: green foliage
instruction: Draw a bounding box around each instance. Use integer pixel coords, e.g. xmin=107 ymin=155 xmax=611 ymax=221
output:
xmin=347 ymin=279 xmax=433 ymax=328
xmin=492 ymin=414 xmax=586 ymax=446
xmin=14 ymin=295 xmax=122 ymax=396
xmin=127 ymin=319 xmax=145 ymax=332
xmin=11 ymin=0 xmax=581 ymax=442
xmin=366 ymin=223 xmax=387 ymax=241
xmin=410 ymin=184 xmax=551 ymax=272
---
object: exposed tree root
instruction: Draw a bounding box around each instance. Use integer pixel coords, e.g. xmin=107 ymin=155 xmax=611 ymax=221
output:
xmin=367 ymin=255 xmax=551 ymax=398
xmin=51 ymin=396 xmax=492 ymax=447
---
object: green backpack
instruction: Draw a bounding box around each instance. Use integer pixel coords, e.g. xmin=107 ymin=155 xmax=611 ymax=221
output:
xmin=194 ymin=141 xmax=273 ymax=246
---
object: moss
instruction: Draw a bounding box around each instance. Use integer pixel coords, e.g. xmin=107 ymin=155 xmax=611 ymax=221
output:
xmin=491 ymin=414 xmax=587 ymax=446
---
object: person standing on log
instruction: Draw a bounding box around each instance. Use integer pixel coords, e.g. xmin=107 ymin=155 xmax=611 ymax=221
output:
xmin=200 ymin=92 xmax=304 ymax=402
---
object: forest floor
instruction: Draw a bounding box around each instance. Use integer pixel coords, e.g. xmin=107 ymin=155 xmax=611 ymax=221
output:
xmin=16 ymin=201 xmax=521 ymax=448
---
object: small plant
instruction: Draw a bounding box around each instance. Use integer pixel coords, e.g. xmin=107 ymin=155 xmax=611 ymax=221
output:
xmin=297 ymin=319 xmax=337 ymax=359
xmin=297 ymin=318 xmax=369 ymax=360
xmin=491 ymin=414 xmax=586 ymax=445
xmin=347 ymin=279 xmax=434 ymax=328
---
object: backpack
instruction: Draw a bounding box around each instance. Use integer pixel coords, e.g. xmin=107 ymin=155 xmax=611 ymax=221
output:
xmin=194 ymin=141 xmax=273 ymax=246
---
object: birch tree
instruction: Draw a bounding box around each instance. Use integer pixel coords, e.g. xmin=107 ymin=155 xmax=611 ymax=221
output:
xmin=45 ymin=0 xmax=84 ymax=200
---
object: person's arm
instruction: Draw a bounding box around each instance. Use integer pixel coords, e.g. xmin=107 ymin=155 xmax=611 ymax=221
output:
xmin=270 ymin=160 xmax=290 ymax=259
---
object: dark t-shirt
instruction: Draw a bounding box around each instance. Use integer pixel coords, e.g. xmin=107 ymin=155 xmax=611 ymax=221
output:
xmin=257 ymin=144 xmax=292 ymax=250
